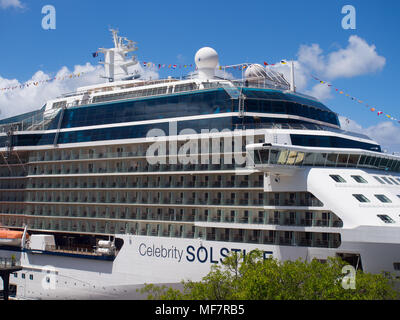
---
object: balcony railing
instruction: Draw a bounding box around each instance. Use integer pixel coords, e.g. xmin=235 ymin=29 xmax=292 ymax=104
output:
xmin=0 ymin=257 xmax=20 ymax=268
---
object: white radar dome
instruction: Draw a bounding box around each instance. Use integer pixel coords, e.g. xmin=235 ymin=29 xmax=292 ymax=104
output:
xmin=195 ymin=47 xmax=219 ymax=80
xmin=245 ymin=64 xmax=267 ymax=79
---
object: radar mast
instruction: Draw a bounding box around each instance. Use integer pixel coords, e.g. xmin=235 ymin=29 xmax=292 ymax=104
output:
xmin=98 ymin=29 xmax=139 ymax=82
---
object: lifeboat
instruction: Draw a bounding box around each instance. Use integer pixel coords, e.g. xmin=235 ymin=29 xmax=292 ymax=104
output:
xmin=0 ymin=229 xmax=28 ymax=247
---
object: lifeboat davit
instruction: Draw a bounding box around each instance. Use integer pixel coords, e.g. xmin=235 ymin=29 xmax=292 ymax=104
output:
xmin=0 ymin=229 xmax=27 ymax=247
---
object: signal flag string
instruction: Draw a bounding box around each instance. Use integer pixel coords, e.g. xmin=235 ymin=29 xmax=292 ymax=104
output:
xmin=311 ymin=75 xmax=399 ymax=124
xmin=0 ymin=72 xmax=85 ymax=94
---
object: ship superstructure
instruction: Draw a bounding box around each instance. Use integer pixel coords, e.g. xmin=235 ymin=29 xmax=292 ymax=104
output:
xmin=0 ymin=30 xmax=400 ymax=299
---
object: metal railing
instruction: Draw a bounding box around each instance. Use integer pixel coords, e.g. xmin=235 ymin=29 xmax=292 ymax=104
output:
xmin=0 ymin=257 xmax=20 ymax=268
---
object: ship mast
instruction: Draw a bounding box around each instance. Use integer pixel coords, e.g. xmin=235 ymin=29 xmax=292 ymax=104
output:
xmin=98 ymin=29 xmax=139 ymax=82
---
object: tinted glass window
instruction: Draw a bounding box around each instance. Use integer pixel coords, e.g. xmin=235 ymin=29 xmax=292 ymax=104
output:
xmin=378 ymin=215 xmax=395 ymax=224
xmin=375 ymin=194 xmax=392 ymax=203
xmin=381 ymin=177 xmax=393 ymax=185
xmin=352 ymin=194 xmax=370 ymax=203
xmin=374 ymin=176 xmax=385 ymax=184
xmin=48 ymin=89 xmax=232 ymax=130
xmin=290 ymin=134 xmax=381 ymax=152
xmin=351 ymin=175 xmax=368 ymax=183
xmin=330 ymin=175 xmax=346 ymax=183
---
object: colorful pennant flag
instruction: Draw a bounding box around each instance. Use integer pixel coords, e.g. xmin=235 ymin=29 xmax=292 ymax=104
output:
xmin=312 ymin=75 xmax=398 ymax=124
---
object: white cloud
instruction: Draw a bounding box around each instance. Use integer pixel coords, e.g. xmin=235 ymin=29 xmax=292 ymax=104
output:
xmin=0 ymin=63 xmax=103 ymax=119
xmin=267 ymin=35 xmax=385 ymax=102
xmin=305 ymin=82 xmax=332 ymax=101
xmin=296 ymin=35 xmax=385 ymax=81
xmin=340 ymin=116 xmax=400 ymax=153
xmin=298 ymin=43 xmax=326 ymax=74
xmin=0 ymin=0 xmax=23 ymax=9
xmin=325 ymin=36 xmax=386 ymax=79
xmin=0 ymin=61 xmax=160 ymax=120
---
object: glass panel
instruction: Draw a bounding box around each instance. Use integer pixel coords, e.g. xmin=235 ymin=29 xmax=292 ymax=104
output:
xmin=367 ymin=157 xmax=377 ymax=168
xmin=358 ymin=155 xmax=367 ymax=166
xmin=352 ymin=194 xmax=370 ymax=203
xmin=330 ymin=175 xmax=346 ymax=183
xmin=371 ymin=157 xmax=380 ymax=168
xmin=314 ymin=153 xmax=327 ymax=166
xmin=390 ymin=160 xmax=398 ymax=172
xmin=337 ymin=154 xmax=349 ymax=167
xmin=286 ymin=151 xmax=298 ymax=165
xmin=377 ymin=214 xmax=395 ymax=224
xmin=277 ymin=150 xmax=289 ymax=165
xmin=269 ymin=150 xmax=280 ymax=164
xmin=351 ymin=175 xmax=367 ymax=183
xmin=294 ymin=152 xmax=305 ymax=166
xmin=375 ymin=194 xmax=392 ymax=203
xmin=364 ymin=156 xmax=372 ymax=168
xmin=325 ymin=154 xmax=338 ymax=167
xmin=373 ymin=176 xmax=385 ymax=184
xmin=381 ymin=177 xmax=393 ymax=185
xmin=303 ymin=153 xmax=316 ymax=166
xmin=254 ymin=150 xmax=261 ymax=164
xmin=378 ymin=158 xmax=388 ymax=169
xmin=386 ymin=159 xmax=394 ymax=170
xmin=347 ymin=154 xmax=359 ymax=167
xmin=259 ymin=150 xmax=270 ymax=164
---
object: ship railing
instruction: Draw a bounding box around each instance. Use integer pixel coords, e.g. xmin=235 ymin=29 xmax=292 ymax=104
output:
xmin=55 ymin=78 xmax=292 ymax=110
xmin=0 ymin=257 xmax=20 ymax=268
xmin=234 ymin=122 xmax=369 ymax=140
xmin=247 ymin=143 xmax=400 ymax=174
xmin=42 ymin=245 xmax=103 ymax=256
xmin=0 ymin=109 xmax=60 ymax=133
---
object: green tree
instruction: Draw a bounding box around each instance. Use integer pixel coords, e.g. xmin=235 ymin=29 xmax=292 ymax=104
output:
xmin=140 ymin=250 xmax=399 ymax=300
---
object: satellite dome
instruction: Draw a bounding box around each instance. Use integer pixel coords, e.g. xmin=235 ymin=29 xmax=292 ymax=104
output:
xmin=245 ymin=64 xmax=267 ymax=79
xmin=195 ymin=47 xmax=219 ymax=79
xmin=195 ymin=47 xmax=219 ymax=69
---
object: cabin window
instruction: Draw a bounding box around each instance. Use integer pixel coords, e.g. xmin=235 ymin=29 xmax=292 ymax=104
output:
xmin=375 ymin=194 xmax=392 ymax=203
xmin=378 ymin=215 xmax=395 ymax=224
xmin=351 ymin=175 xmax=367 ymax=184
xmin=352 ymin=194 xmax=370 ymax=203
xmin=381 ymin=177 xmax=393 ymax=185
xmin=373 ymin=176 xmax=385 ymax=184
xmin=330 ymin=175 xmax=346 ymax=183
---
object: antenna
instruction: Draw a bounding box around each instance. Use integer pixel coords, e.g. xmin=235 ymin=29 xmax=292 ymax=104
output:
xmin=98 ymin=28 xmax=139 ymax=82
xmin=290 ymin=61 xmax=296 ymax=92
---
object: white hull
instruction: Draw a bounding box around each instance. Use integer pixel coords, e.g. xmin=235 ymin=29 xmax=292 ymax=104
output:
xmin=1 ymin=230 xmax=400 ymax=300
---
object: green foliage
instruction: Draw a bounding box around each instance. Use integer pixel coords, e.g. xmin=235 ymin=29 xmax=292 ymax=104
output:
xmin=141 ymin=251 xmax=400 ymax=300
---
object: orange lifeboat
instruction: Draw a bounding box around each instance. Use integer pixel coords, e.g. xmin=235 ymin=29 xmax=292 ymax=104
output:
xmin=0 ymin=229 xmax=27 ymax=247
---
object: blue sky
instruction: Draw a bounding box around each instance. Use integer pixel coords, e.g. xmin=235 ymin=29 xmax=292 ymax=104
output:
xmin=1 ymin=0 xmax=400 ymax=150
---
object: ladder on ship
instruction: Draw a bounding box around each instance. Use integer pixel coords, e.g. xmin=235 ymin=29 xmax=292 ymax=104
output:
xmin=221 ymin=84 xmax=246 ymax=118
xmin=53 ymin=106 xmax=66 ymax=147
xmin=0 ymin=128 xmax=15 ymax=175
xmin=238 ymin=88 xmax=246 ymax=118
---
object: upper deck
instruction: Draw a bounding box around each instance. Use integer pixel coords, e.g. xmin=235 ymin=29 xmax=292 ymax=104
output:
xmin=0 ymin=33 xmax=378 ymax=153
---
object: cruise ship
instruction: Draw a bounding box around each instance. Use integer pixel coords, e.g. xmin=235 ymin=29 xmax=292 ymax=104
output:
xmin=1 ymin=29 xmax=400 ymax=300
